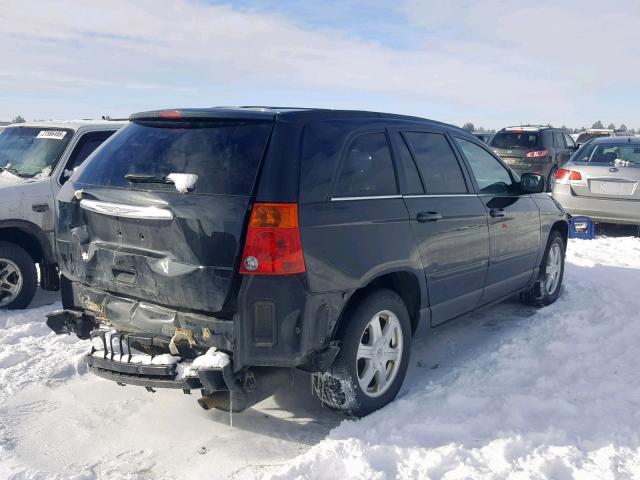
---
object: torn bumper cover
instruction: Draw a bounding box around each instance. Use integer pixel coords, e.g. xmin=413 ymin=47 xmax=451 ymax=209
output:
xmin=55 ymin=326 xmax=292 ymax=412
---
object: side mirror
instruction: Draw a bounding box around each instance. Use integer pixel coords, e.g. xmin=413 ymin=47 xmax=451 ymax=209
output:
xmin=520 ymin=172 xmax=545 ymax=194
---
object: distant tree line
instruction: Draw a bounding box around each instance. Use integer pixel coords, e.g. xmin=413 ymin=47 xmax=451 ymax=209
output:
xmin=463 ymin=120 xmax=638 ymax=135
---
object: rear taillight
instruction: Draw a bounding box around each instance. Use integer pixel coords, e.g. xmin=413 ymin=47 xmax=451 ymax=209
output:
xmin=240 ymin=203 xmax=305 ymax=275
xmin=526 ymin=149 xmax=549 ymax=158
xmin=555 ymin=168 xmax=582 ymax=183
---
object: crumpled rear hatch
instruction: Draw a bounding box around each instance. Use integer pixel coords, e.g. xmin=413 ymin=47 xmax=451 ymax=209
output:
xmin=56 ymin=113 xmax=274 ymax=314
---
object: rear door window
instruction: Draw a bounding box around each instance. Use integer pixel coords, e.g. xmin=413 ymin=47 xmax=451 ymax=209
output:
xmin=333 ymin=132 xmax=397 ymax=198
xmin=455 ymin=138 xmax=517 ymax=194
xmin=402 ymin=132 xmax=467 ymax=194
xmin=77 ymin=121 xmax=273 ymax=195
xmin=554 ymin=132 xmax=566 ymax=148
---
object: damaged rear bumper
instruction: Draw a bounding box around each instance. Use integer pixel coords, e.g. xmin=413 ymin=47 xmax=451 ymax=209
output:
xmin=78 ymin=328 xmax=292 ymax=412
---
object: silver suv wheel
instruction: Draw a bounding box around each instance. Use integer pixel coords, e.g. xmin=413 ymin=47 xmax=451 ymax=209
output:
xmin=356 ymin=310 xmax=404 ymax=398
xmin=0 ymin=259 xmax=24 ymax=307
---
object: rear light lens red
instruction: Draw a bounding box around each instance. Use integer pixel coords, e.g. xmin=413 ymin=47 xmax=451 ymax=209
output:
xmin=525 ymin=149 xmax=549 ymax=158
xmin=158 ymin=110 xmax=182 ymax=119
xmin=240 ymin=203 xmax=305 ymax=275
xmin=555 ymin=168 xmax=582 ymax=183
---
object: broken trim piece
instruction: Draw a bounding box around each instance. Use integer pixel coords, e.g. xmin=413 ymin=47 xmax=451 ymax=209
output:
xmin=79 ymin=199 xmax=173 ymax=220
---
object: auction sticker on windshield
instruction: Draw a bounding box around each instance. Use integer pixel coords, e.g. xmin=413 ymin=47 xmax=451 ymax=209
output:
xmin=36 ymin=130 xmax=67 ymax=140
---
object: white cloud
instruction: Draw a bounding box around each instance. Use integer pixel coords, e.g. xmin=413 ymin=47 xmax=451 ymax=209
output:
xmin=1 ymin=0 xmax=639 ymax=127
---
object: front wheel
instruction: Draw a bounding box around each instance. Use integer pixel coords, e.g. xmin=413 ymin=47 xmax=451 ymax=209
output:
xmin=521 ymin=231 xmax=565 ymax=307
xmin=313 ymin=289 xmax=411 ymax=417
xmin=0 ymin=241 xmax=38 ymax=310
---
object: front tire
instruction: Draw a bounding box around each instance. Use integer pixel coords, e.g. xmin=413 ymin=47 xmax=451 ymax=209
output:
xmin=0 ymin=241 xmax=37 ymax=310
xmin=521 ymin=231 xmax=565 ymax=307
xmin=313 ymin=289 xmax=411 ymax=417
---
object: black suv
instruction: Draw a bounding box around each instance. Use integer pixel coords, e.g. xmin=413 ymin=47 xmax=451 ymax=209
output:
xmin=490 ymin=126 xmax=577 ymax=191
xmin=47 ymin=108 xmax=568 ymax=417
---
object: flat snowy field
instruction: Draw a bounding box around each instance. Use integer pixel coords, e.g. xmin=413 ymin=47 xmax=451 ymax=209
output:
xmin=1 ymin=237 xmax=639 ymax=479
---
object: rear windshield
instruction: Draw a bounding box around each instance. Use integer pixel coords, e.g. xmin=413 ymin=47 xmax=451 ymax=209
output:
xmin=0 ymin=126 xmax=73 ymax=178
xmin=490 ymin=131 xmax=539 ymax=149
xmin=574 ymin=143 xmax=640 ymax=167
xmin=77 ymin=121 xmax=273 ymax=195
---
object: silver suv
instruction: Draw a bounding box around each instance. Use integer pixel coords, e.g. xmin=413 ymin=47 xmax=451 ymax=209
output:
xmin=0 ymin=120 xmax=125 ymax=309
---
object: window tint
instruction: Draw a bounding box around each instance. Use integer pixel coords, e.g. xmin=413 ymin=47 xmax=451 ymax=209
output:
xmin=455 ymin=138 xmax=517 ymax=194
xmin=403 ymin=132 xmax=467 ymax=194
xmin=396 ymin=135 xmax=424 ymax=194
xmin=63 ymin=131 xmax=116 ymax=182
xmin=563 ymin=133 xmax=575 ymax=149
xmin=334 ymin=133 xmax=397 ymax=197
xmin=77 ymin=121 xmax=273 ymax=195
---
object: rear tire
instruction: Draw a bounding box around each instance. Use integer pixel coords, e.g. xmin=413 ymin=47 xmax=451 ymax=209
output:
xmin=0 ymin=241 xmax=37 ymax=310
xmin=313 ymin=289 xmax=411 ymax=417
xmin=521 ymin=231 xmax=565 ymax=307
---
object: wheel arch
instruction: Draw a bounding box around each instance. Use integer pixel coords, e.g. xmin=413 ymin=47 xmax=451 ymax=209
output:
xmin=0 ymin=220 xmax=55 ymax=264
xmin=550 ymin=220 xmax=569 ymax=250
xmin=332 ymin=270 xmax=423 ymax=341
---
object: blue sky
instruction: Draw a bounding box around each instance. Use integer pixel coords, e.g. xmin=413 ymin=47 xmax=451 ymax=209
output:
xmin=1 ymin=0 xmax=639 ymax=129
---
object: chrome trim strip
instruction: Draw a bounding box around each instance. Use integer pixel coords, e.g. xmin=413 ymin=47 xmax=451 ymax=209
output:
xmin=402 ymin=194 xmax=475 ymax=198
xmin=80 ymin=199 xmax=174 ymax=220
xmin=330 ymin=195 xmax=403 ymax=201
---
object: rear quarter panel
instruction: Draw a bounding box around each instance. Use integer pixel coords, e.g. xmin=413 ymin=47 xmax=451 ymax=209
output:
xmin=532 ymin=193 xmax=568 ymax=262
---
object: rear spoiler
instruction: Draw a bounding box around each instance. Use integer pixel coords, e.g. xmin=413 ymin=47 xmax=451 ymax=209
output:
xmin=130 ymin=108 xmax=276 ymax=122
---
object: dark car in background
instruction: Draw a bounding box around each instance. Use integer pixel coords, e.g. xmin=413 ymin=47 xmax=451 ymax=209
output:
xmin=552 ymin=136 xmax=640 ymax=225
xmin=575 ymin=129 xmax=615 ymax=147
xmin=473 ymin=132 xmax=494 ymax=144
xmin=490 ymin=126 xmax=577 ymax=191
xmin=46 ymin=107 xmax=568 ymax=417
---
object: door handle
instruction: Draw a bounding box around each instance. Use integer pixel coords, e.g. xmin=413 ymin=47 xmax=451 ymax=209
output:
xmin=489 ymin=208 xmax=505 ymax=218
xmin=417 ymin=212 xmax=442 ymax=223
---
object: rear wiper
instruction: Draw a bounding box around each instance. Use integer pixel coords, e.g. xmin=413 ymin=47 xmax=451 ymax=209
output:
xmin=125 ymin=174 xmax=173 ymax=184
xmin=125 ymin=172 xmax=199 ymax=193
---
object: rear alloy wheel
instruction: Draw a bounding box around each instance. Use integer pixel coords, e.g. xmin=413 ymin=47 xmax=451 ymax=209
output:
xmin=521 ymin=231 xmax=565 ymax=307
xmin=0 ymin=242 xmax=37 ymax=309
xmin=313 ymin=289 xmax=411 ymax=417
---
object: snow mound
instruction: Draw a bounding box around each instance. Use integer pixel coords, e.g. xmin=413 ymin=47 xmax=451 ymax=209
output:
xmin=267 ymin=237 xmax=640 ymax=479
xmin=0 ymin=303 xmax=88 ymax=404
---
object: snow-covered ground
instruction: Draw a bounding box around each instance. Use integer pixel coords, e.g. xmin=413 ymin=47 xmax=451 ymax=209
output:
xmin=1 ymin=237 xmax=639 ymax=479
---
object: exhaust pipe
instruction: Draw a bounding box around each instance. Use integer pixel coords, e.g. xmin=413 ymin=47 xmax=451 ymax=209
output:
xmin=198 ymin=367 xmax=294 ymax=413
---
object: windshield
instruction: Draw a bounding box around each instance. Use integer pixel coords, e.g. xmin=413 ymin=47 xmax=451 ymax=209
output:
xmin=573 ymin=143 xmax=640 ymax=167
xmin=0 ymin=127 xmax=73 ymax=177
xmin=77 ymin=120 xmax=274 ymax=195
xmin=491 ymin=132 xmax=539 ymax=149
